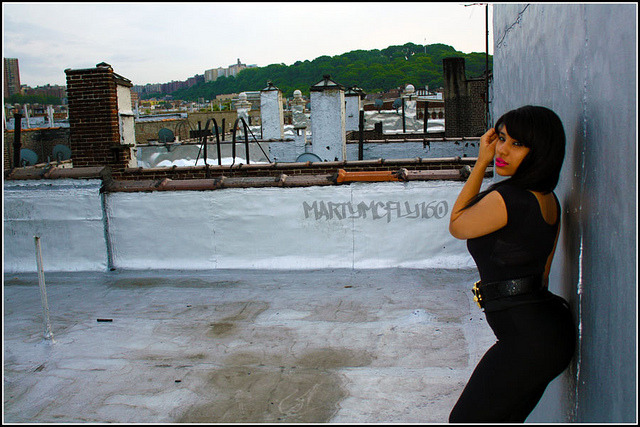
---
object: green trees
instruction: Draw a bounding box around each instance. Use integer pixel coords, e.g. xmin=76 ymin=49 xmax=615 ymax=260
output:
xmin=170 ymin=42 xmax=492 ymax=101
xmin=4 ymin=93 xmax=63 ymax=105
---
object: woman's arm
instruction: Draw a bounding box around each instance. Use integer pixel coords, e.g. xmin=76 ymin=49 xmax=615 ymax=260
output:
xmin=449 ymin=128 xmax=508 ymax=240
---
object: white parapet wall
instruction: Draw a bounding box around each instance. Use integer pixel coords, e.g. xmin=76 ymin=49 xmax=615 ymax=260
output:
xmin=3 ymin=179 xmax=477 ymax=273
xmin=3 ymin=179 xmax=109 ymax=273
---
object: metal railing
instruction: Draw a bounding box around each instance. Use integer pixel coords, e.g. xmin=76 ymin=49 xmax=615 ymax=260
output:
xmin=195 ymin=117 xmax=272 ymax=174
xmin=230 ymin=117 xmax=271 ymax=167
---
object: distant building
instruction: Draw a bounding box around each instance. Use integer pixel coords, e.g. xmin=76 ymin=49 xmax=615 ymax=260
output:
xmin=134 ymin=59 xmax=255 ymax=95
xmin=4 ymin=58 xmax=21 ymax=97
xmin=204 ymin=68 xmax=219 ymax=82
xmin=185 ymin=74 xmax=204 ymax=88
xmin=132 ymin=83 xmax=162 ymax=95
xmin=23 ymin=84 xmax=66 ymax=99
xmin=204 ymin=59 xmax=248 ymax=82
xmin=227 ymin=58 xmax=245 ymax=77
xmin=232 ymin=91 xmax=260 ymax=110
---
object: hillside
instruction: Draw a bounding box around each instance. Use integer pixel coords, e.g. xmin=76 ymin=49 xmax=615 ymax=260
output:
xmin=168 ymin=42 xmax=491 ymax=101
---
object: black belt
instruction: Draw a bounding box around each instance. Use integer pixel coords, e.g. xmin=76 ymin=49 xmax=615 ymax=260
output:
xmin=471 ymin=275 xmax=543 ymax=309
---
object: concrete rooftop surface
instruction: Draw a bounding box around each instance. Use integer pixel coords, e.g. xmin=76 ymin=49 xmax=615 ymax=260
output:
xmin=3 ymin=268 xmax=495 ymax=423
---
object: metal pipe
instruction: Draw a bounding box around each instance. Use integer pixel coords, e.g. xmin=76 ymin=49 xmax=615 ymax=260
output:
xmin=34 ymin=236 xmax=54 ymax=342
xmin=424 ymin=101 xmax=429 ymax=134
xmin=243 ymin=119 xmax=250 ymax=165
xmin=358 ymin=110 xmax=364 ymax=161
xmin=241 ymin=117 xmax=271 ymax=163
xmin=23 ymin=104 xmax=31 ymax=129
xmin=231 ymin=117 xmax=258 ymax=166
xmin=335 ymin=169 xmax=400 ymax=184
xmin=231 ymin=118 xmax=239 ymax=167
xmin=402 ymin=98 xmax=406 ymax=133
xmin=205 ymin=118 xmax=222 ymax=166
xmin=13 ymin=112 xmax=22 ymax=168
xmin=201 ymin=121 xmax=208 ymax=168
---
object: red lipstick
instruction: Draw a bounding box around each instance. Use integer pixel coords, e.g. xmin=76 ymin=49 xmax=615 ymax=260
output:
xmin=495 ymin=157 xmax=509 ymax=167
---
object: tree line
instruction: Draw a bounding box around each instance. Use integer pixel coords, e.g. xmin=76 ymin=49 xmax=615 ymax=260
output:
xmin=166 ymin=42 xmax=491 ymax=101
xmin=4 ymin=93 xmax=63 ymax=105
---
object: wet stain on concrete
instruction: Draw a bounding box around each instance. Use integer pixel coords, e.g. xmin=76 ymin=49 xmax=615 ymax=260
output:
xmin=185 ymin=353 xmax=206 ymax=360
xmin=303 ymin=301 xmax=379 ymax=323
xmin=296 ymin=348 xmax=374 ymax=370
xmin=207 ymin=302 xmax=269 ymax=339
xmin=3 ymin=277 xmax=37 ymax=286
xmin=209 ymin=321 xmax=235 ymax=337
xmin=176 ymin=348 xmax=372 ymax=423
xmin=107 ymin=278 xmax=242 ymax=289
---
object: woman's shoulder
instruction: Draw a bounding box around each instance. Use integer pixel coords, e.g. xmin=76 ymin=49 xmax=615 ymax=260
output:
xmin=493 ymin=183 xmax=537 ymax=214
xmin=494 ymin=182 xmax=536 ymax=202
xmin=494 ymin=182 xmax=526 ymax=196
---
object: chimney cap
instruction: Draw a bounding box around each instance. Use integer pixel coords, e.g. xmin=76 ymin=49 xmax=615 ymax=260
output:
xmin=310 ymin=75 xmax=344 ymax=92
xmin=345 ymin=85 xmax=366 ymax=98
xmin=261 ymin=80 xmax=280 ymax=92
xmin=96 ymin=62 xmax=112 ymax=69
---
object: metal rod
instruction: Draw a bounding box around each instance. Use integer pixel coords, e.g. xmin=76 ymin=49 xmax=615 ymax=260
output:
xmin=242 ymin=118 xmax=271 ymax=163
xmin=201 ymin=121 xmax=208 ymax=169
xmin=13 ymin=112 xmax=22 ymax=168
xmin=402 ymin=98 xmax=406 ymax=133
xmin=34 ymin=236 xmax=54 ymax=342
xmin=424 ymin=101 xmax=429 ymax=134
xmin=358 ymin=110 xmax=364 ymax=161
xmin=231 ymin=118 xmax=238 ymax=167
xmin=211 ymin=119 xmax=222 ymax=166
xmin=243 ymin=119 xmax=250 ymax=165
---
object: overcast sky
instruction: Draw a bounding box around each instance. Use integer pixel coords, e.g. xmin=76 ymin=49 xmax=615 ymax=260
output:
xmin=3 ymin=2 xmax=493 ymax=88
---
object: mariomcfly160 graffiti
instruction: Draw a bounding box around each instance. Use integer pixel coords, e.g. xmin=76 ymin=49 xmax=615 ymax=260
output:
xmin=302 ymin=200 xmax=448 ymax=223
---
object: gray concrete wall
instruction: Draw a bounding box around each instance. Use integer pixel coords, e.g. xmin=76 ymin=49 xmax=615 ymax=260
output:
xmin=493 ymin=4 xmax=636 ymax=423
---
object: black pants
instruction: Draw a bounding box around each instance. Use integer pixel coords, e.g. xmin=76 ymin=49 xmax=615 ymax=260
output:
xmin=449 ymin=294 xmax=576 ymax=423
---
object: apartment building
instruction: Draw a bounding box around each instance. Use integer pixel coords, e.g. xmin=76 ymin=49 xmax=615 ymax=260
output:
xmin=4 ymin=58 xmax=21 ymax=97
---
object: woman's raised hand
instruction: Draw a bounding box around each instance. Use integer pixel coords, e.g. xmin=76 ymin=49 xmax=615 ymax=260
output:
xmin=477 ymin=128 xmax=499 ymax=167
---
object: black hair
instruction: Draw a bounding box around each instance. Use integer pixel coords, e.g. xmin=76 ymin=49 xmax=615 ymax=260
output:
xmin=462 ymin=105 xmax=566 ymax=210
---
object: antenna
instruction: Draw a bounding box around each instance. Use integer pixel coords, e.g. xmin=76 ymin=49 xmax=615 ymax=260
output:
xmin=20 ymin=149 xmax=38 ymax=166
xmin=296 ymin=152 xmax=322 ymax=163
xmin=52 ymin=144 xmax=72 ymax=162
xmin=158 ymin=128 xmax=175 ymax=143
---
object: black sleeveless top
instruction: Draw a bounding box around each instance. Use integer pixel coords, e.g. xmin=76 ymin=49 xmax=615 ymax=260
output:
xmin=467 ymin=183 xmax=560 ymax=310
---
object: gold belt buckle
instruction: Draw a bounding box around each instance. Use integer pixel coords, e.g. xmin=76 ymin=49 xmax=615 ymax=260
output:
xmin=472 ymin=280 xmax=483 ymax=309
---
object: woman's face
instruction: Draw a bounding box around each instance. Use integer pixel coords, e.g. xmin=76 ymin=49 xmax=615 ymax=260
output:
xmin=494 ymin=125 xmax=531 ymax=176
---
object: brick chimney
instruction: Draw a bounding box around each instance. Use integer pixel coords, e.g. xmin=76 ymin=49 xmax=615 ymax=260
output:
xmin=443 ymin=57 xmax=487 ymax=137
xmin=64 ymin=62 xmax=136 ymax=171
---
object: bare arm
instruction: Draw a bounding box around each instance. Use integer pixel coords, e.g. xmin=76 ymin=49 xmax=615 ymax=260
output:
xmin=449 ymin=128 xmax=508 ymax=240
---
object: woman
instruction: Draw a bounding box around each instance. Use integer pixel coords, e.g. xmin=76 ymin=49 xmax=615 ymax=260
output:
xmin=448 ymin=105 xmax=576 ymax=423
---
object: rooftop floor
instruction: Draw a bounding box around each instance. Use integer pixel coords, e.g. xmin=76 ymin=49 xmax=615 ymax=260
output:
xmin=3 ymin=268 xmax=494 ymax=423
